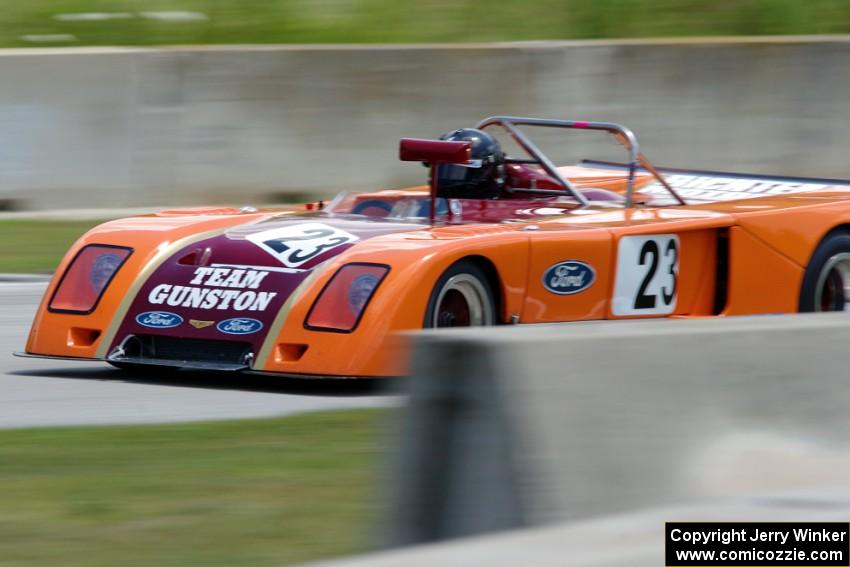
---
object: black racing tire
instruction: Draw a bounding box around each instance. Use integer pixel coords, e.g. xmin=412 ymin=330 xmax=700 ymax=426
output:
xmin=799 ymin=231 xmax=850 ymax=312
xmin=424 ymin=260 xmax=497 ymax=328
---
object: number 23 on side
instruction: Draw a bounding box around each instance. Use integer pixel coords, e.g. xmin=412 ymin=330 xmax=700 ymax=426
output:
xmin=612 ymin=234 xmax=679 ymax=316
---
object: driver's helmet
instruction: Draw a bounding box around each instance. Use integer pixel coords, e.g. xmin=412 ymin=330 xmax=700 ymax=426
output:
xmin=434 ymin=128 xmax=505 ymax=199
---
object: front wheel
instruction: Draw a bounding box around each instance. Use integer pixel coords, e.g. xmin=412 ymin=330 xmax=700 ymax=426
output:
xmin=799 ymin=232 xmax=850 ymax=312
xmin=424 ymin=261 xmax=497 ymax=328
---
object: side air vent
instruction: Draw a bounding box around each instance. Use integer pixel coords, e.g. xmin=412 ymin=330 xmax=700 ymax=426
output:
xmin=712 ymin=228 xmax=730 ymax=315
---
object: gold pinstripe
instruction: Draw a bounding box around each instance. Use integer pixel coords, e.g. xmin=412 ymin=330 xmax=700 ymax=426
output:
xmin=95 ymin=227 xmax=232 ymax=358
xmin=253 ymin=262 xmax=331 ymax=369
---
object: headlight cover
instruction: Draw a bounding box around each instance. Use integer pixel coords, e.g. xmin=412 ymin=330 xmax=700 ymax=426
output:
xmin=305 ymin=263 xmax=389 ymax=332
xmin=49 ymin=244 xmax=132 ymax=314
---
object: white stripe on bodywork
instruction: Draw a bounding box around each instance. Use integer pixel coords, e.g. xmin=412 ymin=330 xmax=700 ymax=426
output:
xmin=210 ymin=263 xmax=306 ymax=274
xmin=640 ymin=173 xmax=841 ymax=204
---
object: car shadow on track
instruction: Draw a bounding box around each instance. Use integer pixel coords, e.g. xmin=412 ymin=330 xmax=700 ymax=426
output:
xmin=9 ymin=366 xmax=401 ymax=397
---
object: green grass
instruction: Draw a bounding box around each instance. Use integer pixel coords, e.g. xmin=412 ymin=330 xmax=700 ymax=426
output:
xmin=0 ymin=409 xmax=389 ymax=567
xmin=0 ymin=219 xmax=107 ymax=273
xmin=3 ymin=0 xmax=850 ymax=48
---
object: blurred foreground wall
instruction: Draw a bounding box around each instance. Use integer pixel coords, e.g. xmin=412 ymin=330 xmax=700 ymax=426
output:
xmin=1 ymin=37 xmax=849 ymax=209
xmin=388 ymin=313 xmax=850 ymax=545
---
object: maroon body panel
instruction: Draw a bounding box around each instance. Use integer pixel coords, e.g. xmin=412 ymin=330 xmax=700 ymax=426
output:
xmin=106 ymin=215 xmax=423 ymax=357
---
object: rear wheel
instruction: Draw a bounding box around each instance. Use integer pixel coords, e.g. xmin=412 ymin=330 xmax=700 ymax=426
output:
xmin=799 ymin=232 xmax=850 ymax=312
xmin=424 ymin=261 xmax=497 ymax=328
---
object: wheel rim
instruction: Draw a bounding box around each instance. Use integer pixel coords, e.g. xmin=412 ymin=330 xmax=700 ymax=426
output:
xmin=813 ymin=252 xmax=850 ymax=311
xmin=432 ymin=274 xmax=493 ymax=327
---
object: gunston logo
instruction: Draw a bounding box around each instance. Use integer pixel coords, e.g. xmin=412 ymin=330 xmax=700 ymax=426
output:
xmin=216 ymin=317 xmax=263 ymax=335
xmin=147 ymin=267 xmax=277 ymax=312
xmin=136 ymin=311 xmax=183 ymax=329
xmin=543 ymin=261 xmax=595 ymax=295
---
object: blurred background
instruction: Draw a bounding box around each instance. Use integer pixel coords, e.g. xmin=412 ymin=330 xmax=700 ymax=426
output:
xmin=1 ymin=0 xmax=849 ymax=213
xmin=3 ymin=2 xmax=850 ymax=566
xmin=6 ymin=0 xmax=850 ymax=46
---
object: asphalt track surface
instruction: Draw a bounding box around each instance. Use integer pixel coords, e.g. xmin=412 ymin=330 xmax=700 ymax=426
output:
xmin=0 ymin=282 xmax=398 ymax=429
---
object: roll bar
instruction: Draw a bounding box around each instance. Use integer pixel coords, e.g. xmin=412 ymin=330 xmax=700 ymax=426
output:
xmin=476 ymin=116 xmax=686 ymax=207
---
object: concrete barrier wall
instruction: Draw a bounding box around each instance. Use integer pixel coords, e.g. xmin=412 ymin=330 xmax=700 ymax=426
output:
xmin=387 ymin=313 xmax=850 ymax=546
xmin=1 ymin=37 xmax=850 ymax=209
xmin=315 ymin=491 xmax=850 ymax=566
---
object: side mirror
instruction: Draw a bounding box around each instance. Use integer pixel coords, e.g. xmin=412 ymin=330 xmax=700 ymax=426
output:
xmin=399 ymin=138 xmax=470 ymax=165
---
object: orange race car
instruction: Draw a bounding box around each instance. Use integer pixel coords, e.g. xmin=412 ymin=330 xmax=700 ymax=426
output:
xmin=16 ymin=116 xmax=850 ymax=378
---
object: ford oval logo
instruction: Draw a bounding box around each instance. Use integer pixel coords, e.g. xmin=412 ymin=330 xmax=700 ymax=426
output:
xmin=542 ymin=261 xmax=595 ymax=295
xmin=136 ymin=311 xmax=183 ymax=329
xmin=217 ymin=317 xmax=263 ymax=335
